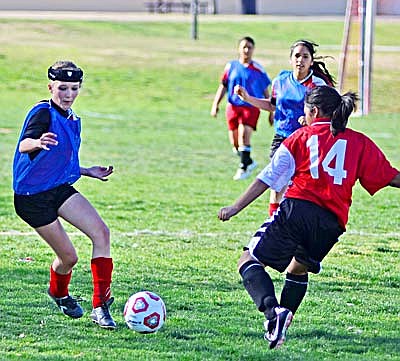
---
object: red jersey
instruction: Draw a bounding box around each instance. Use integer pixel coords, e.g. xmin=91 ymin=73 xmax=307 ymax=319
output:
xmin=257 ymin=119 xmax=399 ymax=229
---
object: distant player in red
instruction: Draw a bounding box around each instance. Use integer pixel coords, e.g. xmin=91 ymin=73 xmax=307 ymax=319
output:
xmin=218 ymin=86 xmax=400 ymax=349
xmin=211 ymin=36 xmax=271 ymax=180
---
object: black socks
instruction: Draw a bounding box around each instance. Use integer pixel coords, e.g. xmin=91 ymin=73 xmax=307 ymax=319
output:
xmin=280 ymin=272 xmax=308 ymax=314
xmin=239 ymin=261 xmax=279 ymax=318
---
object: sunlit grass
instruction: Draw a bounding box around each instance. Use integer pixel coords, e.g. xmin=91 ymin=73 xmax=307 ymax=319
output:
xmin=0 ymin=17 xmax=399 ymax=361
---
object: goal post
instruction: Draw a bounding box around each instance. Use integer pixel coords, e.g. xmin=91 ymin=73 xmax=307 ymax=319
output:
xmin=338 ymin=0 xmax=376 ymax=115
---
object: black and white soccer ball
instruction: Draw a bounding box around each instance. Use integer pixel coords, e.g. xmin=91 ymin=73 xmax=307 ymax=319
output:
xmin=124 ymin=291 xmax=166 ymax=333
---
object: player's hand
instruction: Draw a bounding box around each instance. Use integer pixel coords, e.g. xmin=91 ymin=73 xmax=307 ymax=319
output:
xmin=234 ymin=85 xmax=249 ymax=101
xmin=210 ymin=105 xmax=219 ymax=117
xmin=218 ymin=205 xmax=239 ymax=222
xmin=38 ymin=132 xmax=58 ymax=150
xmin=83 ymin=165 xmax=114 ymax=181
xmin=298 ymin=116 xmax=307 ymax=126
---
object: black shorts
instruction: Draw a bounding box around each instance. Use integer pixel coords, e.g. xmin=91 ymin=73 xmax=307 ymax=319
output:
xmin=14 ymin=184 xmax=78 ymax=228
xmin=245 ymin=198 xmax=344 ymax=274
xmin=269 ymin=134 xmax=286 ymax=159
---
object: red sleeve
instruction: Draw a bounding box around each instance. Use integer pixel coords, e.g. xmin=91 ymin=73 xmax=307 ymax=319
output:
xmin=221 ymin=63 xmax=230 ymax=87
xmin=358 ymin=136 xmax=399 ymax=195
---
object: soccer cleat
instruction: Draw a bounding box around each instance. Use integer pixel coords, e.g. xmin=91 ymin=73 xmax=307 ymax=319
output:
xmin=264 ymin=307 xmax=293 ymax=350
xmin=91 ymin=297 xmax=116 ymax=330
xmin=264 ymin=317 xmax=277 ymax=342
xmin=246 ymin=160 xmax=258 ymax=173
xmin=232 ymin=161 xmax=258 ymax=181
xmin=47 ymin=289 xmax=84 ymax=319
xmin=232 ymin=147 xmax=240 ymax=156
xmin=233 ymin=168 xmax=249 ymax=180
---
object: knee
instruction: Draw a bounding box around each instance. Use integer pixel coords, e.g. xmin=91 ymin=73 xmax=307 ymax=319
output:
xmin=61 ymin=252 xmax=78 ymax=269
xmin=286 ymin=258 xmax=308 ymax=275
xmin=91 ymin=222 xmax=111 ymax=248
xmin=93 ymin=222 xmax=110 ymax=240
xmin=237 ymin=250 xmax=260 ymax=272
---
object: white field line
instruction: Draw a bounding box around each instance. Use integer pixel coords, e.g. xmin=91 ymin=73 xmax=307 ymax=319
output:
xmin=0 ymin=229 xmax=399 ymax=238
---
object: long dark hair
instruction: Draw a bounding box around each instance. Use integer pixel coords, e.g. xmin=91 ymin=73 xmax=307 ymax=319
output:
xmin=290 ymin=40 xmax=336 ymax=86
xmin=305 ymin=86 xmax=358 ymax=136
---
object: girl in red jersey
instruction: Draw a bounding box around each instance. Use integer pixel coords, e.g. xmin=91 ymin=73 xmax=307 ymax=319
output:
xmin=13 ymin=61 xmax=116 ymax=329
xmin=218 ymin=86 xmax=400 ymax=349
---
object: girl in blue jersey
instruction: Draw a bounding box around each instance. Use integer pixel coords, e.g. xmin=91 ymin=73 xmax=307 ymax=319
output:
xmin=211 ymin=36 xmax=272 ymax=181
xmin=235 ymin=40 xmax=335 ymax=215
xmin=13 ymin=60 xmax=116 ymax=329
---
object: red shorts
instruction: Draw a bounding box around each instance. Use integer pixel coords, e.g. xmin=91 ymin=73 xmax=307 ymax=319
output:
xmin=226 ymin=103 xmax=260 ymax=131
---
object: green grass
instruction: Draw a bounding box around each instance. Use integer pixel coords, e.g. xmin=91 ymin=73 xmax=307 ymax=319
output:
xmin=0 ymin=17 xmax=399 ymax=360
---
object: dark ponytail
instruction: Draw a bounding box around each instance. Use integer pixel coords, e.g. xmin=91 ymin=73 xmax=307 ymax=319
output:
xmin=305 ymin=86 xmax=358 ymax=136
xmin=290 ymin=39 xmax=336 ymax=86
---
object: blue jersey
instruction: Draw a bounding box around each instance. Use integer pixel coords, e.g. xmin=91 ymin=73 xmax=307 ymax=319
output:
xmin=13 ymin=101 xmax=81 ymax=195
xmin=272 ymin=70 xmax=326 ymax=138
xmin=222 ymin=60 xmax=271 ymax=107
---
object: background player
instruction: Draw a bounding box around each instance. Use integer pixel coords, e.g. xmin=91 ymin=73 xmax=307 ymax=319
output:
xmin=211 ymin=36 xmax=271 ymax=180
xmin=218 ymin=85 xmax=400 ymax=349
xmin=235 ymin=39 xmax=335 ymax=214
xmin=13 ymin=60 xmax=116 ymax=329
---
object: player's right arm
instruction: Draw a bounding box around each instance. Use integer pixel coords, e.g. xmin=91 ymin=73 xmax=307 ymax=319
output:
xmin=18 ymin=108 xmax=57 ymax=154
xmin=218 ymin=143 xmax=295 ymax=222
xmin=19 ymin=132 xmax=58 ymax=153
xmin=218 ymin=179 xmax=269 ymax=221
xmin=210 ymin=84 xmax=226 ymax=117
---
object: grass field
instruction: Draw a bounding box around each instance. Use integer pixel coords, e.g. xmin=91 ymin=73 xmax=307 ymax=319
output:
xmin=0 ymin=15 xmax=399 ymax=360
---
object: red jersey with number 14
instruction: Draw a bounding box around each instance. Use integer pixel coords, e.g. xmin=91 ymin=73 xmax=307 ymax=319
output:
xmin=282 ymin=120 xmax=398 ymax=229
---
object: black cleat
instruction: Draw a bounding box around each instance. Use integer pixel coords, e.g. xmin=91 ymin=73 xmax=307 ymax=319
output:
xmin=264 ymin=307 xmax=293 ymax=350
xmin=47 ymin=289 xmax=84 ymax=319
xmin=90 ymin=297 xmax=116 ymax=330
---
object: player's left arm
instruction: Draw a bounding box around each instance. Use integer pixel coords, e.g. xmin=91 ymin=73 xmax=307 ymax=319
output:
xmin=80 ymin=165 xmax=114 ymax=181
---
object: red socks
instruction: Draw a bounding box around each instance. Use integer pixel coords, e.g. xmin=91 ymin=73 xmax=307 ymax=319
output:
xmin=91 ymin=257 xmax=113 ymax=308
xmin=49 ymin=266 xmax=71 ymax=298
xmin=49 ymin=258 xmax=113 ymax=307
xmin=269 ymin=202 xmax=280 ymax=216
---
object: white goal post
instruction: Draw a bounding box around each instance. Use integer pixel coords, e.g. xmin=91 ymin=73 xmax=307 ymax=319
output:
xmin=338 ymin=0 xmax=376 ymax=115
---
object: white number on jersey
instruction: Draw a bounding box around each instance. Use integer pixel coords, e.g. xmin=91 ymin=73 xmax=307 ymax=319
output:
xmin=306 ymin=135 xmax=348 ymax=185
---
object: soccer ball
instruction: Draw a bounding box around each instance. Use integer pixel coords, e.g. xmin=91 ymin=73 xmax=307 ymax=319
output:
xmin=124 ymin=291 xmax=166 ymax=333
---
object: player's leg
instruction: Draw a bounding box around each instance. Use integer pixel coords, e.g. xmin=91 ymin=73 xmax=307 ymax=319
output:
xmin=238 ymin=106 xmax=259 ymax=171
xmin=238 ymin=251 xmax=293 ymax=350
xmin=280 ymin=200 xmax=343 ymax=315
xmin=228 ymin=128 xmax=239 ymax=155
xmin=226 ymin=103 xmax=240 ymax=155
xmin=279 ymin=258 xmax=308 ymax=314
xmin=244 ymin=201 xmax=305 ymax=348
xmin=238 ymin=250 xmax=278 ymax=319
xmin=35 ymin=221 xmax=83 ymax=318
xmin=58 ymin=193 xmax=116 ymax=329
xmin=238 ymin=124 xmax=255 ymax=168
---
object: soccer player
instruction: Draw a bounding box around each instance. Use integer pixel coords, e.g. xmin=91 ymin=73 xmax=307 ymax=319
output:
xmin=211 ymin=36 xmax=271 ymax=180
xmin=13 ymin=61 xmax=116 ymax=329
xmin=218 ymin=85 xmax=400 ymax=349
xmin=235 ymin=39 xmax=335 ymax=215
